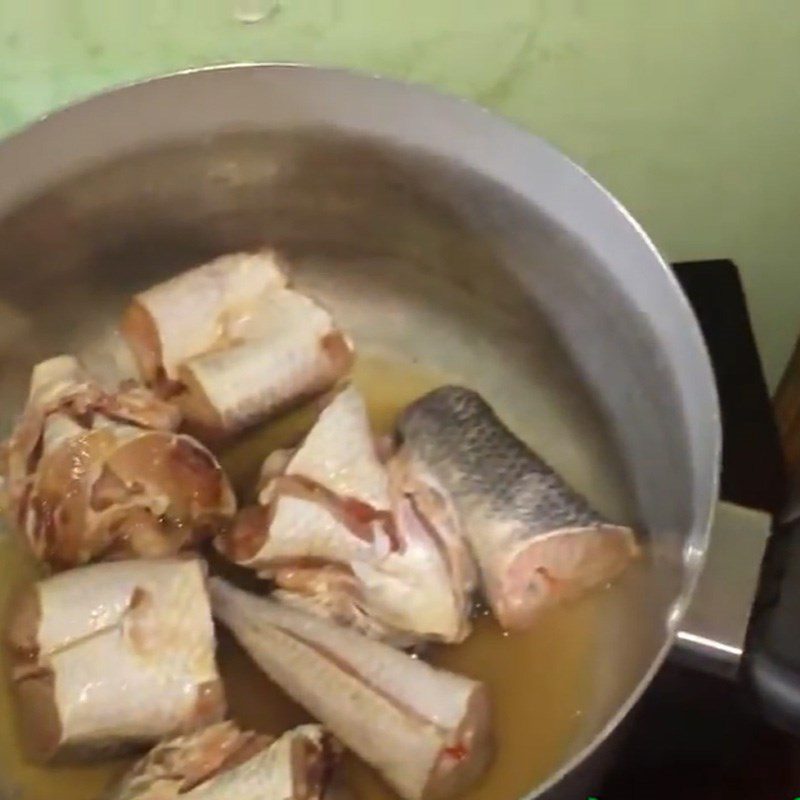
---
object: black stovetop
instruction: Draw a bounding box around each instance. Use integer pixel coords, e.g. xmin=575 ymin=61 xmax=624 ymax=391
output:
xmin=598 ymin=260 xmax=796 ymax=799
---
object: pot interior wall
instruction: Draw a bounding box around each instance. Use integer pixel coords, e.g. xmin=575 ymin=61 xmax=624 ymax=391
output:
xmin=0 ymin=128 xmax=685 ymax=784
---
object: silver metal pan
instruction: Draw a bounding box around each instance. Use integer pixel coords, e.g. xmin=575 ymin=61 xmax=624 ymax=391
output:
xmin=0 ymin=65 xmax=743 ymax=799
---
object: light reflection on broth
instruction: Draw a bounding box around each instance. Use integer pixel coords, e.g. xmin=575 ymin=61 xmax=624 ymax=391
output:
xmin=0 ymin=355 xmax=606 ymax=800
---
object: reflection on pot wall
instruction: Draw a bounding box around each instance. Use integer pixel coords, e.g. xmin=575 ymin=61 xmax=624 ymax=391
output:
xmin=0 ymin=0 xmax=797 ymax=386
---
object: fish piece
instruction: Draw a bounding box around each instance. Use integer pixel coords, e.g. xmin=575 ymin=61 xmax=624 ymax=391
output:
xmin=108 ymin=721 xmax=340 ymax=800
xmin=210 ymin=579 xmax=493 ymax=800
xmin=5 ymin=559 xmax=224 ymax=762
xmin=121 ymin=251 xmax=354 ymax=438
xmin=108 ymin=721 xmax=270 ymax=800
xmin=121 ymin=251 xmax=288 ymax=385
xmin=389 ymin=446 xmax=480 ymax=625
xmin=217 ymin=386 xmax=474 ymax=645
xmin=2 ymin=356 xmax=236 ymax=569
xmin=271 ymin=382 xmax=392 ymax=509
xmin=176 ymin=288 xmax=353 ymax=439
xmin=183 ymin=725 xmax=338 ymax=800
xmin=397 ymin=386 xmax=640 ymax=631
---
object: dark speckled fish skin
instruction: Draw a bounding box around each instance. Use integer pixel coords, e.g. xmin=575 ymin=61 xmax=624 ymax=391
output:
xmin=397 ymin=386 xmax=638 ymax=630
xmin=397 ymin=386 xmax=603 ymax=536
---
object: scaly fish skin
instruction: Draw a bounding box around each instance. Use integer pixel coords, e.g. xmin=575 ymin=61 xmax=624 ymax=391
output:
xmin=397 ymin=386 xmax=639 ymax=631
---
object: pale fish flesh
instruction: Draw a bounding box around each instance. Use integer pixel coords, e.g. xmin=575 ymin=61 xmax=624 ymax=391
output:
xmin=4 ymin=559 xmax=224 ymax=762
xmin=210 ymin=578 xmax=493 ymax=800
xmin=397 ymin=386 xmax=640 ymax=630
xmin=1 ymin=355 xmax=236 ymax=569
xmin=216 ymin=385 xmax=474 ymax=645
xmin=120 ymin=250 xmax=353 ymax=438
xmin=108 ymin=721 xmax=340 ymax=800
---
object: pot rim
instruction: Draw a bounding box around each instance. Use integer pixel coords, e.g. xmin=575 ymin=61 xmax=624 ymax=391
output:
xmin=0 ymin=63 xmax=721 ymax=798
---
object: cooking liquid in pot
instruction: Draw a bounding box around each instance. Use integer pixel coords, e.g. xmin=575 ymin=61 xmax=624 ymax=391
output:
xmin=0 ymin=355 xmax=603 ymax=800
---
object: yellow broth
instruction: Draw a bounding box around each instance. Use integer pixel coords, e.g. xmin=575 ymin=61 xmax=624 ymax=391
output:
xmin=0 ymin=355 xmax=599 ymax=800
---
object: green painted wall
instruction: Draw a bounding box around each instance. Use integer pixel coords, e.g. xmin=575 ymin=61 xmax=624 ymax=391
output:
xmin=1 ymin=1 xmax=798 ymax=386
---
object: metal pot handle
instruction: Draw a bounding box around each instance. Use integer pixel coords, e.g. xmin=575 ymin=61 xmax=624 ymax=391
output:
xmin=677 ymin=500 xmax=800 ymax=734
xmin=674 ymin=502 xmax=770 ymax=680
xmin=668 ymin=259 xmax=800 ymax=728
xmin=742 ymin=508 xmax=800 ymax=733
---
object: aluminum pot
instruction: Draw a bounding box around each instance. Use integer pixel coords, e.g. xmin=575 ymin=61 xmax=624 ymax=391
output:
xmin=0 ymin=64 xmax=752 ymax=798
